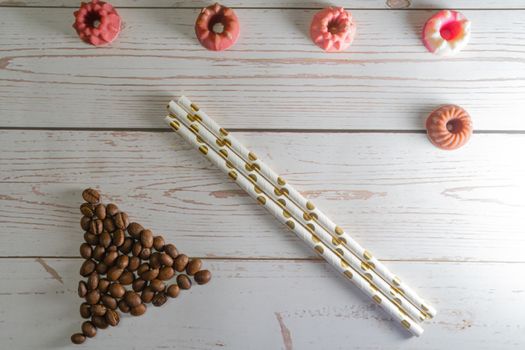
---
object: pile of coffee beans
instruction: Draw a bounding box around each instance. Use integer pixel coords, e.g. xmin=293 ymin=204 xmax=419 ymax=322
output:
xmin=71 ymin=188 xmax=212 ymax=344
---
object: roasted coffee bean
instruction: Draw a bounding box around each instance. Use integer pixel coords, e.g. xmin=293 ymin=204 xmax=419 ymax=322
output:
xmin=91 ymin=304 xmax=107 ymax=317
xmin=166 ymin=284 xmax=180 ymax=298
xmin=95 ymin=203 xmax=106 ymax=220
xmin=160 ymin=253 xmax=173 ymax=267
xmin=107 ymin=244 xmax=117 ymax=252
xmin=81 ymin=216 xmax=91 ymax=231
xmin=139 ymin=247 xmax=151 ymax=260
xmin=85 ymin=289 xmax=100 ymax=305
xmin=114 ymin=212 xmax=129 ymax=230
xmin=99 ymin=231 xmax=112 ymax=248
xmin=137 ymin=263 xmax=150 ymax=276
xmin=119 ymin=237 xmax=133 ymax=254
xmin=186 ymin=258 xmax=202 ymax=276
xmin=80 ymin=302 xmax=91 ymax=318
xmin=149 ymin=252 xmax=161 ymax=269
xmin=79 ymin=243 xmax=92 ymax=259
xmin=152 ymin=292 xmax=168 ymax=307
xmin=140 ymin=229 xmax=154 ymax=248
xmin=82 ymin=321 xmax=97 ymax=338
xmin=95 ymin=262 xmax=109 ymax=275
xmin=194 ymin=270 xmax=212 ymax=285
xmin=71 ymin=333 xmax=86 ymax=344
xmin=164 ymin=244 xmax=178 ymax=259
xmin=80 ymin=259 xmax=96 ymax=277
xmin=87 ymin=272 xmax=99 ymax=290
xmin=115 ymin=255 xmax=129 ymax=269
xmin=125 ymin=291 xmax=142 ymax=308
xmin=103 ymin=217 xmax=116 ymax=233
xmin=84 ymin=231 xmax=99 ymax=245
xmin=112 ymin=229 xmax=125 ymax=247
xmin=98 ymin=278 xmax=110 ymax=293
xmin=150 ymin=279 xmax=165 ymax=292
xmin=90 ymin=219 xmax=103 ymax=235
xmin=153 ymin=235 xmax=165 ymax=251
xmin=132 ymin=278 xmax=146 ymax=292
xmin=140 ymin=287 xmax=155 ymax=303
xmin=108 ymin=283 xmax=125 ymax=298
xmin=119 ymin=270 xmax=134 ymax=285
xmin=132 ymin=242 xmax=143 ymax=257
xmin=101 ymin=295 xmax=117 ymax=310
xmin=103 ymin=251 xmax=118 ymax=266
xmin=92 ymin=245 xmax=105 ymax=261
xmin=127 ymin=222 xmax=144 ymax=239
xmin=174 ymin=254 xmax=189 ymax=272
xmin=78 ymin=281 xmax=88 ymax=298
xmin=130 ymin=303 xmax=147 ymax=316
xmin=106 ymin=203 xmax=119 ymax=216
xmin=141 ymin=268 xmax=159 ymax=281
xmin=118 ymin=299 xmax=131 ymax=313
xmin=105 ymin=309 xmax=120 ymax=326
xmin=177 ymin=274 xmax=192 ymax=290
xmin=82 ymin=188 xmax=100 ymax=204
xmin=107 ymin=266 xmax=124 ymax=281
xmin=91 ymin=315 xmax=108 ymax=329
xmin=127 ymin=256 xmax=141 ymax=272
xmin=80 ymin=203 xmax=95 ymax=217
xmin=158 ymin=266 xmax=174 ymax=281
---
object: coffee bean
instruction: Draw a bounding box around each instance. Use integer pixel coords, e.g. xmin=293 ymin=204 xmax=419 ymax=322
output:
xmin=103 ymin=217 xmax=116 ymax=233
xmin=106 ymin=203 xmax=119 ymax=216
xmin=71 ymin=333 xmax=86 ymax=344
xmin=92 ymin=245 xmax=105 ymax=261
xmin=82 ymin=188 xmax=100 ymax=204
xmin=118 ymin=299 xmax=130 ymax=313
xmin=98 ymin=278 xmax=110 ymax=293
xmin=125 ymin=291 xmax=142 ymax=308
xmin=95 ymin=204 xmax=106 ymax=220
xmin=166 ymin=284 xmax=180 ymax=298
xmin=152 ymin=292 xmax=168 ymax=307
xmin=79 ymin=243 xmax=92 ymax=259
xmin=127 ymin=256 xmax=141 ymax=272
xmin=107 ymin=266 xmax=124 ymax=281
xmin=87 ymin=272 xmax=99 ymax=290
xmin=119 ymin=270 xmax=134 ymax=285
xmin=137 ymin=263 xmax=150 ymax=276
xmin=114 ymin=212 xmax=129 ymax=230
xmin=103 ymin=251 xmax=118 ymax=266
xmin=112 ymin=229 xmax=125 ymax=247
xmin=80 ymin=203 xmax=95 ymax=217
xmin=101 ymin=295 xmax=117 ymax=310
xmin=140 ymin=229 xmax=154 ymax=248
xmin=119 ymin=237 xmax=133 ymax=254
xmin=85 ymin=289 xmax=100 ymax=305
xmin=90 ymin=219 xmax=103 ymax=235
xmin=127 ymin=222 xmax=144 ymax=239
xmin=81 ymin=216 xmax=91 ymax=231
xmin=153 ymin=236 xmax=165 ymax=251
xmin=91 ymin=315 xmax=108 ymax=329
xmin=174 ymin=254 xmax=189 ymax=272
xmin=141 ymin=268 xmax=159 ymax=281
xmin=115 ymin=255 xmax=129 ymax=269
xmin=160 ymin=253 xmax=173 ymax=267
xmin=80 ymin=259 xmax=96 ymax=277
xmin=177 ymin=274 xmax=192 ymax=290
xmin=99 ymin=232 xmax=112 ymax=248
xmin=108 ymin=283 xmax=125 ymax=298
xmin=140 ymin=287 xmax=155 ymax=303
xmin=82 ymin=321 xmax=97 ymax=338
xmin=150 ymin=279 xmax=165 ymax=292
xmin=105 ymin=309 xmax=120 ymax=326
xmin=186 ymin=258 xmax=202 ymax=276
xmin=194 ymin=270 xmax=212 ymax=285
xmin=95 ymin=262 xmax=108 ymax=275
xmin=80 ymin=302 xmax=91 ymax=318
xmin=132 ymin=278 xmax=146 ymax=292
xmin=91 ymin=304 xmax=107 ymax=317
xmin=78 ymin=281 xmax=88 ymax=297
xmin=139 ymin=247 xmax=151 ymax=260
xmin=132 ymin=242 xmax=143 ymax=257
xmin=107 ymin=244 xmax=117 ymax=252
xmin=84 ymin=231 xmax=98 ymax=245
xmin=130 ymin=303 xmax=147 ymax=316
xmin=149 ymin=252 xmax=161 ymax=269
xmin=164 ymin=244 xmax=178 ymax=259
xmin=158 ymin=266 xmax=174 ymax=281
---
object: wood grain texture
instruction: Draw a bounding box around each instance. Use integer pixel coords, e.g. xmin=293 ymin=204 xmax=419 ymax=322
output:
xmin=1 ymin=258 xmax=524 ymax=349
xmin=1 ymin=130 xmax=523 ymax=260
xmin=1 ymin=8 xmax=525 ymax=130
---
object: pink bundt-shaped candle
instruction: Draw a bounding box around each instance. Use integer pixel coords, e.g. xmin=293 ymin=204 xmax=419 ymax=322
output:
xmin=73 ymin=0 xmax=121 ymax=46
xmin=195 ymin=3 xmax=240 ymax=51
xmin=310 ymin=7 xmax=356 ymax=52
xmin=422 ymin=10 xmax=471 ymax=56
xmin=426 ymin=105 xmax=473 ymax=150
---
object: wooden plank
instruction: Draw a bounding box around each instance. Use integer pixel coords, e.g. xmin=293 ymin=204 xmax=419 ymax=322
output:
xmin=1 ymin=130 xmax=524 ymax=260
xmin=1 ymin=258 xmax=524 ymax=349
xmin=2 ymin=0 xmax=525 ymax=9
xmin=1 ymin=9 xmax=525 ymax=130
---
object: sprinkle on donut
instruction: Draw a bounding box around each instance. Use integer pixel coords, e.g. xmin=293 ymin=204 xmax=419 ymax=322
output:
xmin=422 ymin=10 xmax=471 ymax=56
xmin=310 ymin=7 xmax=356 ymax=52
xmin=426 ymin=105 xmax=473 ymax=150
xmin=72 ymin=0 xmax=121 ymax=46
xmin=195 ymin=3 xmax=240 ymax=51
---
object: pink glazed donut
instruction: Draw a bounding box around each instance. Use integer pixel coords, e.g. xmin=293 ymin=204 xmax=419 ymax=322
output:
xmin=310 ymin=7 xmax=356 ymax=52
xmin=422 ymin=10 xmax=471 ymax=56
xmin=73 ymin=0 xmax=121 ymax=46
xmin=195 ymin=3 xmax=240 ymax=51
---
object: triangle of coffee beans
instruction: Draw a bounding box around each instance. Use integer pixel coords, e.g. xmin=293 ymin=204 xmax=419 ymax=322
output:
xmin=71 ymin=188 xmax=212 ymax=344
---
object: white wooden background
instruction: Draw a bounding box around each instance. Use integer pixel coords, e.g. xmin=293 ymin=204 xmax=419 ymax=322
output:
xmin=1 ymin=1 xmax=524 ymax=349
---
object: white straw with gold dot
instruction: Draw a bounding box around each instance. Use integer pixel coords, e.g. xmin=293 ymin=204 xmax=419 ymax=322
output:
xmin=176 ymin=96 xmax=436 ymax=319
xmin=163 ymin=113 xmax=424 ymax=336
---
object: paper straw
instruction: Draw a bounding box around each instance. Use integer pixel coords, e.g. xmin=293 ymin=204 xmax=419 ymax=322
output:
xmin=168 ymin=102 xmax=428 ymax=323
xmin=163 ymin=114 xmax=424 ymax=336
xmin=177 ymin=96 xmax=436 ymax=319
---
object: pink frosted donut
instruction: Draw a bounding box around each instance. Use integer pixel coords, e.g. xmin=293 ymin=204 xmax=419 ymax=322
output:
xmin=426 ymin=105 xmax=473 ymax=150
xmin=195 ymin=3 xmax=240 ymax=51
xmin=422 ymin=10 xmax=471 ymax=56
xmin=72 ymin=0 xmax=121 ymax=46
xmin=310 ymin=7 xmax=356 ymax=52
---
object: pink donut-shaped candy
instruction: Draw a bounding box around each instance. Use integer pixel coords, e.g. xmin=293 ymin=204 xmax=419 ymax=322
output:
xmin=72 ymin=0 xmax=121 ymax=46
xmin=422 ymin=10 xmax=471 ymax=56
xmin=426 ymin=105 xmax=473 ymax=150
xmin=310 ymin=7 xmax=356 ymax=52
xmin=195 ymin=3 xmax=240 ymax=51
